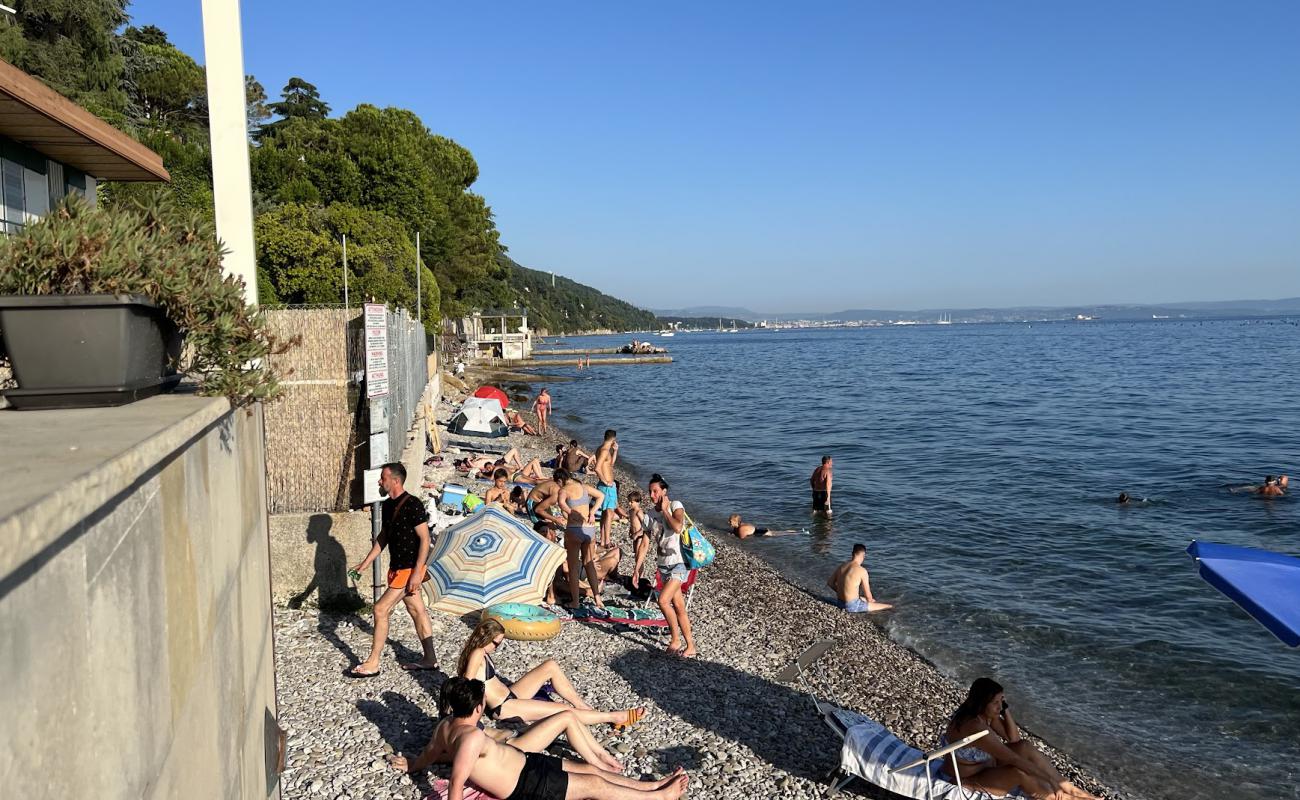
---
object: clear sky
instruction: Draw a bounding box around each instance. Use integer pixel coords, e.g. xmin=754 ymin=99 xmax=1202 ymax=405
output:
xmin=130 ymin=1 xmax=1300 ymax=313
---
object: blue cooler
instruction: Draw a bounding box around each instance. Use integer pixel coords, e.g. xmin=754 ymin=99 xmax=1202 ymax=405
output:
xmin=440 ymin=483 xmax=469 ymax=510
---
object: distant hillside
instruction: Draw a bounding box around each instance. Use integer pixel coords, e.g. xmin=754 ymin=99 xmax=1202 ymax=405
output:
xmin=501 ymin=255 xmax=657 ymax=333
xmin=762 ymin=297 xmax=1300 ymax=322
xmin=652 ymin=305 xmax=762 ymax=320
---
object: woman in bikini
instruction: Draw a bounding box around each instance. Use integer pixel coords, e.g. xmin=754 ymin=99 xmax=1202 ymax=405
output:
xmin=940 ymin=678 xmax=1097 ymax=800
xmin=531 ymin=388 xmax=552 ymax=434
xmin=457 ymin=618 xmax=645 ymax=739
xmin=558 ymin=472 xmax=608 ymax=611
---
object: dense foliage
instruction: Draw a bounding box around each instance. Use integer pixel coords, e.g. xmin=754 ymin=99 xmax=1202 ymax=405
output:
xmin=0 ymin=196 xmax=292 ymax=406
xmin=0 ymin=3 xmax=653 ymax=335
xmin=501 ymin=254 xmax=657 ymax=333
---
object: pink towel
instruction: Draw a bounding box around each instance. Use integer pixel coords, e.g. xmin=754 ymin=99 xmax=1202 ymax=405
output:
xmin=425 ymin=777 xmax=500 ymax=800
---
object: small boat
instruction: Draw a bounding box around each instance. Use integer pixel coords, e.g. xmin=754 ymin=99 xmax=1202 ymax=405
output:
xmin=658 ymin=331 xmax=675 ymax=337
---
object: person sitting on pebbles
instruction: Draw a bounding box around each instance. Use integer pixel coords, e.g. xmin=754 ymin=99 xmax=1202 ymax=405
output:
xmin=727 ymin=513 xmax=804 ymax=538
xmin=390 ymin=678 xmax=687 ymax=800
xmin=458 ymin=618 xmax=647 ymax=732
xmin=827 ymin=543 xmax=893 ymax=612
xmin=504 ymin=407 xmax=539 ymax=435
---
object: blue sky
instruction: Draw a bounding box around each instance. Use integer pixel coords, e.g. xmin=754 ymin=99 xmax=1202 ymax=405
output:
xmin=131 ymin=1 xmax=1300 ymax=313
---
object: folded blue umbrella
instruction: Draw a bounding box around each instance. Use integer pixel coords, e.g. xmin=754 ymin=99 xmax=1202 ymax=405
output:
xmin=1187 ymin=540 xmax=1300 ymax=647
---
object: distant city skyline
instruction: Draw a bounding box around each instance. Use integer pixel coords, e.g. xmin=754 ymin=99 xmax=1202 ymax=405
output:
xmin=133 ymin=1 xmax=1300 ymax=312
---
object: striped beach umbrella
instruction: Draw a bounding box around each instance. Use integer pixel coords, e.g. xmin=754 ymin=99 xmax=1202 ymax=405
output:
xmin=426 ymin=504 xmax=566 ymax=615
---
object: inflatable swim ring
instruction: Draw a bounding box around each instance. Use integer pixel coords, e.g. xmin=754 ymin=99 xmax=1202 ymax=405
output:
xmin=485 ymin=602 xmax=561 ymax=641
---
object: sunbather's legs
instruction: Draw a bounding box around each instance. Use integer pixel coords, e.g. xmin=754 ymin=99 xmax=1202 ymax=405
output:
xmin=511 ymin=710 xmax=622 ymax=772
xmin=503 ymin=447 xmax=525 ymax=470
xmin=564 ymin=771 xmax=688 ymax=799
xmin=511 ymin=659 xmax=594 ymax=710
xmin=500 ymin=696 xmax=630 ymax=727
xmin=957 ymin=766 xmax=1053 ymax=800
xmin=1007 ymin=742 xmax=1097 ymax=800
xmin=562 ymin=761 xmax=687 ymax=790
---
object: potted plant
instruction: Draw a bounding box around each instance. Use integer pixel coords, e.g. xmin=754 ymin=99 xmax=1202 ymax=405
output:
xmin=0 ymin=195 xmax=292 ymax=409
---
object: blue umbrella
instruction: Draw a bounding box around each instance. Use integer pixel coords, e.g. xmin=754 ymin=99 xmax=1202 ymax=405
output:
xmin=1187 ymin=540 xmax=1300 ymax=647
xmin=426 ymin=504 xmax=566 ymax=615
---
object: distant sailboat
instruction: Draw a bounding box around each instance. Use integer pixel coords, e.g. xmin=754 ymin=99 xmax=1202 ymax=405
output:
xmin=937 ymin=313 xmax=952 ymax=325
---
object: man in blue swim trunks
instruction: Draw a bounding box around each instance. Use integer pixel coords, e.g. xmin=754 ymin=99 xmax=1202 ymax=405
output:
xmin=828 ymin=543 xmax=893 ymax=613
xmin=593 ymin=429 xmax=620 ymax=548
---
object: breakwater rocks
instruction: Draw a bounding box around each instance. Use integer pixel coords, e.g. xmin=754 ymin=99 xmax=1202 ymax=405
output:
xmin=272 ymin=383 xmax=1122 ymax=799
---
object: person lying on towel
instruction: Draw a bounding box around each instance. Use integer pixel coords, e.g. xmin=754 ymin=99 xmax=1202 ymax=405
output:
xmin=388 ymin=678 xmax=687 ymax=800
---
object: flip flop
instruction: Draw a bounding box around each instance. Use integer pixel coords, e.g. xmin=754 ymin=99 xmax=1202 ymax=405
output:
xmin=399 ymin=662 xmax=439 ymax=672
xmin=345 ymin=667 xmax=381 ymax=679
xmin=613 ymin=706 xmax=647 ymax=732
xmin=664 ymin=644 xmax=684 ymax=657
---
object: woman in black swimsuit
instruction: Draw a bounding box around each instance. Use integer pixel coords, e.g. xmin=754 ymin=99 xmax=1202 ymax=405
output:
xmin=457 ymin=618 xmax=646 ymax=730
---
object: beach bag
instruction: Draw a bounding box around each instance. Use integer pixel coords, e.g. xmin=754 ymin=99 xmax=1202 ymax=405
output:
xmin=678 ymin=508 xmax=716 ymax=569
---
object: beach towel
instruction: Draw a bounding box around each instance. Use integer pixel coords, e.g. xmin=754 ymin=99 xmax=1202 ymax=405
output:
xmin=840 ymin=720 xmax=1022 ymax=800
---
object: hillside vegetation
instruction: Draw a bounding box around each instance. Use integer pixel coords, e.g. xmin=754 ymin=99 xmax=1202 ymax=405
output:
xmin=501 ymin=255 xmax=657 ymax=333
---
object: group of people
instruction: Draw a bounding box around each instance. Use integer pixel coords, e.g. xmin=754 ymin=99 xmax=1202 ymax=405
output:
xmin=344 ymin=396 xmax=1099 ymax=800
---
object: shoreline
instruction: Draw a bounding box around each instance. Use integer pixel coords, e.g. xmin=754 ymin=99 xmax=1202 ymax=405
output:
xmin=269 ymin=368 xmax=1127 ymax=799
xmin=453 ymin=367 xmax=1124 ymax=798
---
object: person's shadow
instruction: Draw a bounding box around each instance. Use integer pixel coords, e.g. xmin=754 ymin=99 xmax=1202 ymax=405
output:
xmin=357 ymin=690 xmax=441 ymax=797
xmin=289 ymin=514 xmax=363 ymax=611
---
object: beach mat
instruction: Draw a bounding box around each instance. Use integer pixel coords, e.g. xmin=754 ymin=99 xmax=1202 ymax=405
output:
xmin=426 ymin=778 xmax=499 ymax=800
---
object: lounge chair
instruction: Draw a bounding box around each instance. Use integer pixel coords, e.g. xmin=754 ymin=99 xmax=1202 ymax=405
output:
xmin=777 ymin=640 xmax=1014 ymax=799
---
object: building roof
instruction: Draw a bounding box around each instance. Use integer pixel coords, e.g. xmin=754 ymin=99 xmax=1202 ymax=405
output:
xmin=0 ymin=59 xmax=169 ymax=182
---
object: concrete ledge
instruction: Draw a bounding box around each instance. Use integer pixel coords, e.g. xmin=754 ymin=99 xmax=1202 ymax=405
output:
xmin=0 ymin=392 xmax=231 ymax=579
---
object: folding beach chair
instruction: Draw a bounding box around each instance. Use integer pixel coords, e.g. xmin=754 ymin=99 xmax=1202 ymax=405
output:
xmin=777 ymin=640 xmax=1012 ymax=799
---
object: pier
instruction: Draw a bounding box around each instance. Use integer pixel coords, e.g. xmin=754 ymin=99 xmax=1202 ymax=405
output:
xmin=495 ymin=355 xmax=672 ymax=367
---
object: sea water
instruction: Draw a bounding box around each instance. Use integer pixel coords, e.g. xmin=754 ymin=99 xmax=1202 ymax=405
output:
xmin=527 ymin=319 xmax=1300 ymax=800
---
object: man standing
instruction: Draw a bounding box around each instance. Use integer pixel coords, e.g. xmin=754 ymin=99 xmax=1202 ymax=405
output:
xmin=347 ymin=462 xmax=438 ymax=677
xmin=593 ymin=429 xmax=620 ymax=548
xmin=810 ymin=455 xmax=833 ymax=515
xmin=827 ymin=543 xmax=893 ymax=613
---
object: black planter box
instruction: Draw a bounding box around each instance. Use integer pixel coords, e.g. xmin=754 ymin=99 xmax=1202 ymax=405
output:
xmin=0 ymin=294 xmax=182 ymax=409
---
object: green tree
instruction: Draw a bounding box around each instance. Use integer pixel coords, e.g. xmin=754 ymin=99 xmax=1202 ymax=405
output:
xmin=245 ymin=75 xmax=269 ymax=139
xmin=122 ymin=26 xmax=206 ymax=130
xmin=257 ymin=77 xmax=330 ymax=140
xmin=255 ymin=203 xmax=439 ymax=329
xmin=0 ymin=0 xmax=129 ymax=120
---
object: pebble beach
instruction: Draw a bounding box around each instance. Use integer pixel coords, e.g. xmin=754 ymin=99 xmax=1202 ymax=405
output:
xmin=272 ymin=368 xmax=1122 ymax=800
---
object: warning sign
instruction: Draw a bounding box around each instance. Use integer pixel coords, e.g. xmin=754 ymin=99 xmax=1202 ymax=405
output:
xmin=364 ymin=303 xmax=389 ymax=398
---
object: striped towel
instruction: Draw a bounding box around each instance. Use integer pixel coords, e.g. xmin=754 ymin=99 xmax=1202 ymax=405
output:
xmin=425 ymin=777 xmax=499 ymax=800
xmin=841 ymin=719 xmax=1014 ymax=800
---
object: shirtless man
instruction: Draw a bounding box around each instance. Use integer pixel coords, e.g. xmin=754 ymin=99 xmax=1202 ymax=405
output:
xmin=389 ymin=678 xmax=687 ymax=800
xmin=563 ymin=440 xmax=592 ymax=475
xmin=593 ymin=430 xmax=620 ymax=548
xmin=1256 ymin=475 xmax=1288 ymax=497
xmin=526 ymin=470 xmax=567 ymax=527
xmin=810 ymin=455 xmax=833 ymax=516
xmin=827 ymin=543 xmax=893 ymax=612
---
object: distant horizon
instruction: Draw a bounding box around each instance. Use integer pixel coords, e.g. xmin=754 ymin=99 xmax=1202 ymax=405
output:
xmin=647 ymin=294 xmax=1300 ymax=319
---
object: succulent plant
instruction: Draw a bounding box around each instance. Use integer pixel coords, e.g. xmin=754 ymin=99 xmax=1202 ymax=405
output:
xmin=0 ymin=194 xmax=296 ymax=407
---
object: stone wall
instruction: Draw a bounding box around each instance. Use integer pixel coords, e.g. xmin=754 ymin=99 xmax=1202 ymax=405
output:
xmin=0 ymin=395 xmax=281 ymax=799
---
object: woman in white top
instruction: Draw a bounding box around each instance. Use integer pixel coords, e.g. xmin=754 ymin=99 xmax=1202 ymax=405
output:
xmin=648 ymin=475 xmax=696 ymax=658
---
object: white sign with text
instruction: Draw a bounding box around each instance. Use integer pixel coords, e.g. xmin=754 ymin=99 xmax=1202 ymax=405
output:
xmin=364 ymin=303 xmax=389 ymax=398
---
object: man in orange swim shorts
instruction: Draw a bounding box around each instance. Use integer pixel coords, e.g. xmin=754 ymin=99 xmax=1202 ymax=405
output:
xmin=348 ymin=462 xmax=439 ymax=677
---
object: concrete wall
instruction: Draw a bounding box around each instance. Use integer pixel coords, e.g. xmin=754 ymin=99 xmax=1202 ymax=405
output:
xmin=0 ymin=395 xmax=281 ymax=799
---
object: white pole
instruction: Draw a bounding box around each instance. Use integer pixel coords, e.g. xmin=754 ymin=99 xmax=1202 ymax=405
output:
xmin=342 ymin=233 xmax=349 ymax=310
xmin=415 ymin=230 xmax=421 ymax=325
xmin=200 ymin=0 xmax=258 ymax=306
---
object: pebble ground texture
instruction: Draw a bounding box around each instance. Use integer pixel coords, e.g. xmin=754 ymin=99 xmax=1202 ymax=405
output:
xmin=274 ymin=370 xmax=1123 ymax=800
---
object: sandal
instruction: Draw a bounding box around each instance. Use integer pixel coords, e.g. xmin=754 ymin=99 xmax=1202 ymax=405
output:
xmin=613 ymin=706 xmax=646 ymax=732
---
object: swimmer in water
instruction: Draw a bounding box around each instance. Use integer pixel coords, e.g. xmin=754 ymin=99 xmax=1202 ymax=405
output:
xmin=727 ymin=514 xmax=804 ymax=538
xmin=1116 ymin=493 xmax=1130 ymax=504
xmin=1257 ymin=476 xmax=1285 ymax=497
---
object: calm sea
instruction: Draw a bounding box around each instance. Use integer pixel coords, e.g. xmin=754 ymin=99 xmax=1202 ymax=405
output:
xmin=524 ymin=319 xmax=1300 ymax=800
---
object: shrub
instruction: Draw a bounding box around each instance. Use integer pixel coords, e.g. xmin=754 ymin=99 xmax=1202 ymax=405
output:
xmin=0 ymin=194 xmax=295 ymax=406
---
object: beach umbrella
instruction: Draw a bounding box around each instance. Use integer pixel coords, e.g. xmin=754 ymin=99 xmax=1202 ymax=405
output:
xmin=1186 ymin=540 xmax=1300 ymax=647
xmin=426 ymin=505 xmax=566 ymax=615
xmin=472 ymin=385 xmax=511 ymax=408
xmin=448 ymin=397 xmax=508 ymax=438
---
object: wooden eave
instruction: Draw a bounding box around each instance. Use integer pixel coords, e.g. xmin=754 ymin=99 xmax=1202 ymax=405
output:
xmin=0 ymin=59 xmax=169 ymax=182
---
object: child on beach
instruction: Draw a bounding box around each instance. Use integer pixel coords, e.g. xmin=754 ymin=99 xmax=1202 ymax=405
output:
xmin=627 ymin=490 xmax=651 ymax=592
xmin=650 ymin=475 xmax=697 ymax=658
